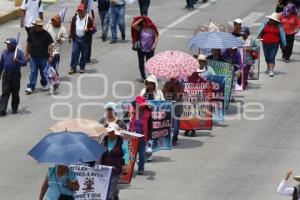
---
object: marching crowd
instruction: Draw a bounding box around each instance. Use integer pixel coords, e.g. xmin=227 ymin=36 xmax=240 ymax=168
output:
xmin=1 ymin=0 xmax=300 ymax=200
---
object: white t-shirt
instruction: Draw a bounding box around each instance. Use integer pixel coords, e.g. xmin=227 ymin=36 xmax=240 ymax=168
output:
xmin=75 ymin=15 xmax=86 ymax=38
xmin=45 ymin=22 xmax=68 ymax=55
xmin=21 ymin=0 xmax=43 ymax=28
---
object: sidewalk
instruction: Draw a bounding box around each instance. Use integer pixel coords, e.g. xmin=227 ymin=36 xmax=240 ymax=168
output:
xmin=0 ymin=0 xmax=58 ymax=25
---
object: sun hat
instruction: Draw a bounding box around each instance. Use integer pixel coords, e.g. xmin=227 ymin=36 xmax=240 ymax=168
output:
xmin=233 ymin=18 xmax=243 ymax=24
xmin=266 ymin=12 xmax=280 ymax=22
xmin=32 ymin=18 xmax=43 ymax=26
xmin=197 ymin=54 xmax=206 ymax=61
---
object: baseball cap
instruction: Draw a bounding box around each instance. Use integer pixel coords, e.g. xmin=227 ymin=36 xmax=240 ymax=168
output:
xmin=241 ymin=26 xmax=250 ymax=35
xmin=197 ymin=54 xmax=206 ymax=61
xmin=77 ymin=4 xmax=86 ymax=11
xmin=5 ymin=38 xmax=17 ymax=47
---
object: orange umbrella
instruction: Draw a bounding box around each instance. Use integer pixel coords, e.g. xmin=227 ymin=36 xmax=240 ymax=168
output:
xmin=50 ymin=119 xmax=108 ymax=143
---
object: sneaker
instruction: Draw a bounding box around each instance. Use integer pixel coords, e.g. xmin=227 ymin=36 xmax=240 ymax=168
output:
xmin=79 ymin=69 xmax=85 ymax=74
xmin=69 ymin=69 xmax=76 ymax=74
xmin=269 ymin=70 xmax=274 ymax=77
xmin=121 ymin=32 xmax=125 ymax=40
xmin=12 ymin=110 xmax=18 ymax=114
xmin=137 ymin=170 xmax=144 ymax=175
xmin=42 ymin=85 xmax=49 ymax=91
xmin=86 ymin=59 xmax=92 ymax=64
xmin=25 ymin=87 xmax=33 ymax=94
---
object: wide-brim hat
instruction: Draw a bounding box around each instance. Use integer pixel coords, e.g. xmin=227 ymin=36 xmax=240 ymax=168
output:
xmin=32 ymin=18 xmax=43 ymax=26
xmin=266 ymin=12 xmax=280 ymax=22
xmin=106 ymin=124 xmax=121 ymax=136
xmin=293 ymin=176 xmax=300 ymax=182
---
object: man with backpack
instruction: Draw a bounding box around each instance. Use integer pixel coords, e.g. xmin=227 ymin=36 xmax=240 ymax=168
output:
xmin=98 ymin=0 xmax=110 ymax=42
xmin=20 ymin=0 xmax=44 ymax=38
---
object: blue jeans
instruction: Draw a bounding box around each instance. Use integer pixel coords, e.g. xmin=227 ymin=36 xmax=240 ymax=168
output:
xmin=263 ymin=43 xmax=279 ymax=64
xmin=70 ymin=37 xmax=88 ymax=71
xmin=109 ymin=4 xmax=125 ymax=42
xmin=27 ymin=57 xmax=48 ymax=90
xmin=98 ymin=9 xmax=110 ymax=36
xmin=138 ymin=138 xmax=146 ymax=171
xmin=172 ymin=118 xmax=180 ymax=142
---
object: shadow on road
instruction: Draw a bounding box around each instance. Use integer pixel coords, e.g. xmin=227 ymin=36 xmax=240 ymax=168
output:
xmin=150 ymin=155 xmax=173 ymax=163
xmin=174 ymin=137 xmax=204 ymax=149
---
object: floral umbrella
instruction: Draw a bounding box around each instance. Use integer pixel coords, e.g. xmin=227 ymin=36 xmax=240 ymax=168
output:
xmin=145 ymin=50 xmax=199 ymax=79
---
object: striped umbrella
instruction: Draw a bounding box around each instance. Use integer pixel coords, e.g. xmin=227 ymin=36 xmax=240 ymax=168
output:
xmin=188 ymin=32 xmax=244 ymax=49
xmin=145 ymin=50 xmax=199 ymax=79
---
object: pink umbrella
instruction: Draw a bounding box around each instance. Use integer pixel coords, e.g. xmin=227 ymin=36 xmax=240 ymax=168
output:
xmin=145 ymin=50 xmax=199 ymax=79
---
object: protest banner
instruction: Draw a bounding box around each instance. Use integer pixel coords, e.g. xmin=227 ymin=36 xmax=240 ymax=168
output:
xmin=207 ymin=60 xmax=234 ymax=109
xmin=180 ymin=74 xmax=212 ymax=130
xmin=69 ymin=165 xmax=112 ymax=200
xmin=205 ymin=75 xmax=226 ymax=121
xmin=148 ymin=100 xmax=172 ymax=152
xmin=119 ymin=131 xmax=142 ymax=184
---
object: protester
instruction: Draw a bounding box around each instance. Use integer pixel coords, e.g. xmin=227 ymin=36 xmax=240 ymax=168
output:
xmin=39 ymin=164 xmax=79 ymax=200
xmin=129 ymin=96 xmax=152 ymax=175
xmin=101 ymin=125 xmax=129 ymax=200
xmin=131 ymin=16 xmax=158 ymax=82
xmin=207 ymin=49 xmax=226 ymax=62
xmin=196 ymin=54 xmax=216 ymax=76
xmin=232 ymin=18 xmax=243 ymax=37
xmin=25 ymin=18 xmax=53 ymax=94
xmin=20 ymin=0 xmax=43 ymax=37
xmin=109 ymin=0 xmax=126 ymax=44
xmin=138 ymin=0 xmax=150 ymax=16
xmin=45 ymin=14 xmax=68 ymax=74
xmin=277 ymin=170 xmax=300 ymax=199
xmin=99 ymin=102 xmax=127 ymax=130
xmin=81 ymin=0 xmax=96 ymax=64
xmin=279 ymin=3 xmax=300 ymax=63
xmin=0 ymin=38 xmax=27 ymax=116
xmin=69 ymin=4 xmax=94 ymax=74
xmin=241 ymin=26 xmax=259 ymax=89
xmin=162 ymin=78 xmax=184 ymax=146
xmin=97 ymin=0 xmax=110 ymax=42
xmin=139 ymin=74 xmax=165 ymax=100
xmin=258 ymin=12 xmax=286 ymax=77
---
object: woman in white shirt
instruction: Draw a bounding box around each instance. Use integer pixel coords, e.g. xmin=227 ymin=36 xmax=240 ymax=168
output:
xmin=277 ymin=170 xmax=300 ymax=200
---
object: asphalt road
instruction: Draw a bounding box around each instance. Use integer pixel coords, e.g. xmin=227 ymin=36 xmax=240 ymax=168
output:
xmin=1 ymin=0 xmax=300 ymax=199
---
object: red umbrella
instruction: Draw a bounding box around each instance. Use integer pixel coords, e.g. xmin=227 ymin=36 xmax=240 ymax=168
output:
xmin=145 ymin=50 xmax=199 ymax=79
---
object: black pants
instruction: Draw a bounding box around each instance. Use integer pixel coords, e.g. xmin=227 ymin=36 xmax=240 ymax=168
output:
xmin=138 ymin=0 xmax=150 ymax=16
xmin=86 ymin=38 xmax=92 ymax=62
xmin=137 ymin=50 xmax=154 ymax=80
xmin=0 ymin=71 xmax=21 ymax=113
xmin=186 ymin=0 xmax=194 ymax=8
xmin=281 ymin=34 xmax=295 ymax=60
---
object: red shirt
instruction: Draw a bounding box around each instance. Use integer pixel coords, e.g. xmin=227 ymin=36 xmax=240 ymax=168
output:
xmin=262 ymin=24 xmax=280 ymax=44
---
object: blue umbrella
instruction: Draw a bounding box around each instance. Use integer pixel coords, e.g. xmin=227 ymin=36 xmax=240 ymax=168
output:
xmin=188 ymin=32 xmax=244 ymax=49
xmin=28 ymin=131 xmax=107 ymax=165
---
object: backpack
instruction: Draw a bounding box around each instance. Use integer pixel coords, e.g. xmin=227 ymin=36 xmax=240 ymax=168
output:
xmin=98 ymin=0 xmax=110 ymax=11
xmin=25 ymin=0 xmax=42 ymax=8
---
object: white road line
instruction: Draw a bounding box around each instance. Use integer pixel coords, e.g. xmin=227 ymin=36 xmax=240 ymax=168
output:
xmin=228 ymin=12 xmax=264 ymax=27
xmin=159 ymin=0 xmax=219 ymax=35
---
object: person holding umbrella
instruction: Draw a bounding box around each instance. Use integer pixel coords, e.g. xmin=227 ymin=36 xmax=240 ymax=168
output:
xmin=207 ymin=49 xmax=226 ymax=62
xmin=277 ymin=170 xmax=300 ymax=199
xmin=0 ymin=38 xmax=27 ymax=116
xmin=101 ymin=125 xmax=129 ymax=200
xmin=39 ymin=164 xmax=79 ymax=200
xmin=131 ymin=16 xmax=158 ymax=82
xmin=258 ymin=12 xmax=286 ymax=77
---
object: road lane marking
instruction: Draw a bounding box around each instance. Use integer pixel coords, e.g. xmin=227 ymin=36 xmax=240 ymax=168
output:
xmin=228 ymin=12 xmax=265 ymax=27
xmin=159 ymin=0 xmax=220 ymax=35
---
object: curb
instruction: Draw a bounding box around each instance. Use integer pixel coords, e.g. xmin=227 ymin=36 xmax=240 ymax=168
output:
xmin=0 ymin=8 xmax=22 ymax=25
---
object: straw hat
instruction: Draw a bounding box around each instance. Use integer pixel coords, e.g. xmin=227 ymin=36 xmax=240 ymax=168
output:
xmin=266 ymin=12 xmax=280 ymax=22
